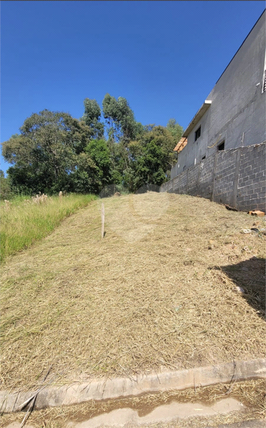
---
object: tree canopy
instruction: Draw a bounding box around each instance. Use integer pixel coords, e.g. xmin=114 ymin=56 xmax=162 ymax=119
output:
xmin=166 ymin=118 xmax=183 ymax=144
xmin=2 ymin=110 xmax=93 ymax=194
xmin=81 ymin=98 xmax=104 ymax=139
xmin=102 ymin=94 xmax=139 ymax=144
xmin=2 ymin=97 xmax=183 ymax=197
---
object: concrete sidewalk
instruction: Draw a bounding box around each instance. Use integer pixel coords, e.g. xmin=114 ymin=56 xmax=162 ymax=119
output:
xmin=208 ymin=422 xmax=265 ymax=428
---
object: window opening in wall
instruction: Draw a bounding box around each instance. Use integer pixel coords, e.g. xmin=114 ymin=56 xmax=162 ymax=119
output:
xmin=218 ymin=141 xmax=225 ymax=151
xmin=195 ymin=126 xmax=201 ymax=142
xmin=202 ymin=155 xmax=206 ymax=160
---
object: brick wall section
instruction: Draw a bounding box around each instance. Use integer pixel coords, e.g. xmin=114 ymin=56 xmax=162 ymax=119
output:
xmin=187 ymin=165 xmax=200 ymax=195
xmin=237 ymin=144 xmax=266 ymax=211
xmin=172 ymin=170 xmax=187 ymax=194
xmin=161 ymin=180 xmax=172 ymax=192
xmin=160 ymin=143 xmax=266 ymax=212
xmin=213 ymin=150 xmax=238 ymax=207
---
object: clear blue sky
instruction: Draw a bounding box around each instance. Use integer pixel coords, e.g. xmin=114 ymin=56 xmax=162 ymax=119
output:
xmin=1 ymin=1 xmax=265 ymax=175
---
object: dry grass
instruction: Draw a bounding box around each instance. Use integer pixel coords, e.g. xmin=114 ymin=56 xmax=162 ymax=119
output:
xmin=0 ymin=192 xmax=265 ymax=393
xmin=1 ymin=378 xmax=265 ymax=427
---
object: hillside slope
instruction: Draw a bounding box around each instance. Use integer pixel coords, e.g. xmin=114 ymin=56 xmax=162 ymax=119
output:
xmin=1 ymin=192 xmax=265 ymax=390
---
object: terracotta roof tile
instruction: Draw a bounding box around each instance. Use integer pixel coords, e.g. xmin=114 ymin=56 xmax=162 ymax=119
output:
xmin=174 ymin=137 xmax=187 ymax=153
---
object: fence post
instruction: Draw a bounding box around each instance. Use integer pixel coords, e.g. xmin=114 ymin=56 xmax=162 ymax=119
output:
xmin=101 ymin=203 xmax=105 ymax=238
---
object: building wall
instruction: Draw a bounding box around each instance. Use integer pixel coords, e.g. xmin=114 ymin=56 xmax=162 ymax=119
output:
xmin=162 ymin=143 xmax=266 ymax=212
xmin=172 ymin=11 xmax=266 ymax=178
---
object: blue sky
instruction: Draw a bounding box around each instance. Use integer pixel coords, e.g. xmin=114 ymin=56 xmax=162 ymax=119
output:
xmin=1 ymin=1 xmax=265 ymax=175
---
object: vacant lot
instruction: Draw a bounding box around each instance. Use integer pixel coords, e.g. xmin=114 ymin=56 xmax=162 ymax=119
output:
xmin=1 ymin=192 xmax=265 ymax=391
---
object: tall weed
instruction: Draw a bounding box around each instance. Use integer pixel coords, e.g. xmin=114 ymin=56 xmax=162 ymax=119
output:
xmin=0 ymin=193 xmax=97 ymax=262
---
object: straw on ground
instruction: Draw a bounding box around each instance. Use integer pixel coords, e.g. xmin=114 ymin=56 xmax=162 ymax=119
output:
xmin=0 ymin=192 xmax=265 ymax=392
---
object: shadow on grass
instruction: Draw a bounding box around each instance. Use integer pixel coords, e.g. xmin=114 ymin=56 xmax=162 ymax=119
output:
xmin=220 ymin=257 xmax=265 ymax=320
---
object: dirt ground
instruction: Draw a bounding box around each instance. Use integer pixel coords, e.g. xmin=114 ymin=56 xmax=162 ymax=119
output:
xmin=1 ymin=192 xmax=265 ymax=393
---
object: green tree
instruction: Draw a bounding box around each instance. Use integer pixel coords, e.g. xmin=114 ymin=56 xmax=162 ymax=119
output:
xmin=85 ymin=139 xmax=112 ymax=192
xmin=2 ymin=110 xmax=93 ymax=194
xmin=127 ymin=126 xmax=176 ymax=191
xmin=0 ymin=170 xmax=13 ymax=199
xmin=81 ymin=98 xmax=104 ymax=139
xmin=102 ymin=94 xmax=119 ymax=142
xmin=102 ymin=94 xmax=137 ymax=144
xmin=116 ymin=96 xmax=137 ymax=144
xmin=130 ymin=141 xmax=167 ymax=191
xmin=68 ymin=152 xmax=99 ymax=194
xmin=166 ymin=119 xmax=183 ymax=144
xmin=142 ymin=125 xmax=176 ymax=170
xmin=109 ymin=141 xmax=129 ymax=185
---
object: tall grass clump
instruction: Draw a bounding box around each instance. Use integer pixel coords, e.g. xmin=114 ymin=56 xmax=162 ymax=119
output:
xmin=0 ymin=193 xmax=97 ymax=262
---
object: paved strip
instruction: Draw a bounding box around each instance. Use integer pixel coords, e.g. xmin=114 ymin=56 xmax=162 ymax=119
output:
xmin=65 ymin=398 xmax=246 ymax=427
xmin=208 ymin=421 xmax=266 ymax=428
xmin=3 ymin=419 xmax=266 ymax=428
xmin=1 ymin=358 xmax=265 ymax=413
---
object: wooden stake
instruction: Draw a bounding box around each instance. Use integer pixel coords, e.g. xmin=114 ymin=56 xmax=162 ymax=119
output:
xmin=101 ymin=202 xmax=105 ymax=238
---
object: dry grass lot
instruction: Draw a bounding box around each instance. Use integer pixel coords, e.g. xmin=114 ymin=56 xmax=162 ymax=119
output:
xmin=1 ymin=192 xmax=265 ymax=392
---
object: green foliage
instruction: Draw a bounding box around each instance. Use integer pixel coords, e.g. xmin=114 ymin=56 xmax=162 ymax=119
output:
xmin=68 ymin=139 xmax=113 ymax=194
xmin=2 ymin=110 xmax=93 ymax=195
xmin=0 ymin=171 xmax=13 ymax=200
xmin=1 ymin=98 xmax=183 ymax=197
xmin=86 ymin=139 xmax=111 ymax=183
xmin=6 ymin=165 xmax=39 ymax=196
xmin=109 ymin=141 xmax=130 ymax=185
xmin=0 ymin=193 xmax=97 ymax=262
xmin=116 ymin=96 xmax=137 ymax=143
xmin=102 ymin=94 xmax=137 ymax=144
xmin=81 ymin=98 xmax=104 ymax=139
xmin=68 ymin=153 xmax=99 ymax=194
xmin=126 ymin=126 xmax=176 ymax=191
xmin=166 ymin=118 xmax=183 ymax=144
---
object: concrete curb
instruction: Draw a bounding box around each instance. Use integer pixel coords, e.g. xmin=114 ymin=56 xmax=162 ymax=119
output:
xmin=1 ymin=358 xmax=265 ymax=413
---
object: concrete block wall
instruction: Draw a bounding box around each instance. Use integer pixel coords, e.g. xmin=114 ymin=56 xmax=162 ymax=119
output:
xmin=173 ymin=170 xmax=187 ymax=194
xmin=187 ymin=165 xmax=199 ymax=195
xmin=237 ymin=144 xmax=266 ymax=211
xmin=198 ymin=155 xmax=214 ymax=200
xmin=161 ymin=143 xmax=266 ymax=212
xmin=213 ymin=150 xmax=238 ymax=207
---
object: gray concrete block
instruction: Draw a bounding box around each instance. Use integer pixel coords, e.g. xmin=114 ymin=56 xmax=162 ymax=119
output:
xmin=160 ymin=144 xmax=266 ymax=212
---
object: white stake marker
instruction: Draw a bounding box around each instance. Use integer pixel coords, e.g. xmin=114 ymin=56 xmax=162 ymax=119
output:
xmin=101 ymin=202 xmax=105 ymax=238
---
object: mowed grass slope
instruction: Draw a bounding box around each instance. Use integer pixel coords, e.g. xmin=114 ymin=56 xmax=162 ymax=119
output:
xmin=1 ymin=192 xmax=265 ymax=391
